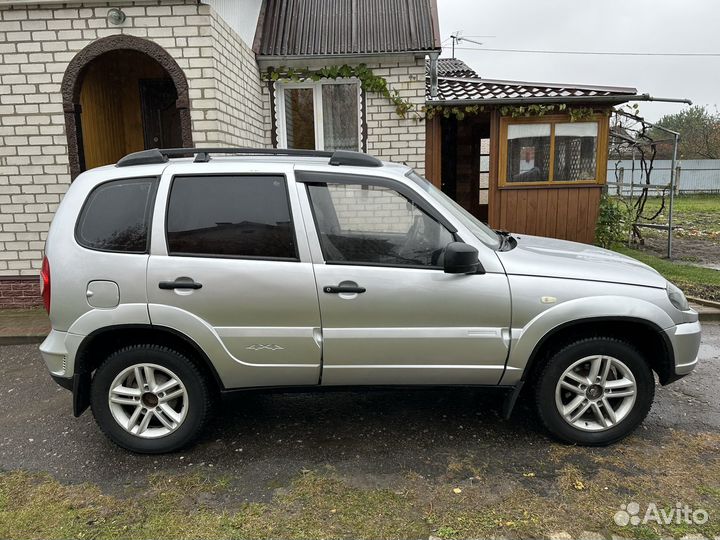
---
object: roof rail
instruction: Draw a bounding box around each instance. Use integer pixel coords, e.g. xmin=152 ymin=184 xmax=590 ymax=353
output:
xmin=116 ymin=148 xmax=168 ymax=167
xmin=116 ymin=147 xmax=382 ymax=168
xmin=329 ymin=150 xmax=382 ymax=167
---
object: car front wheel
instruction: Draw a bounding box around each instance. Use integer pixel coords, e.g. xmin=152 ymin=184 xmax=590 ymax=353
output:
xmin=90 ymin=344 xmax=211 ymax=453
xmin=535 ymin=337 xmax=655 ymax=446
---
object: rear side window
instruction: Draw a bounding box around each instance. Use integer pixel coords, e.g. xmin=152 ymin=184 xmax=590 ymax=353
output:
xmin=166 ymin=175 xmax=297 ymax=260
xmin=76 ymin=177 xmax=157 ymax=253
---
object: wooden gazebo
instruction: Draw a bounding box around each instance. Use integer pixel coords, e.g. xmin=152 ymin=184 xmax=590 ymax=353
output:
xmin=424 ymin=59 xmax=644 ymax=244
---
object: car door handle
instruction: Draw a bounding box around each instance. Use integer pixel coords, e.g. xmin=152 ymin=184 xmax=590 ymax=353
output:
xmin=159 ymin=279 xmax=203 ymax=290
xmin=323 ymin=285 xmax=366 ymax=294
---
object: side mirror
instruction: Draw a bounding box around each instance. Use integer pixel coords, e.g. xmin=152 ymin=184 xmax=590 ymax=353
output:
xmin=443 ymin=242 xmax=483 ymax=274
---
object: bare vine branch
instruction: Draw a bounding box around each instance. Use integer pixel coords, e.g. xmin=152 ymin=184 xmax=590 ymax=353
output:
xmin=609 ymin=107 xmax=667 ymax=244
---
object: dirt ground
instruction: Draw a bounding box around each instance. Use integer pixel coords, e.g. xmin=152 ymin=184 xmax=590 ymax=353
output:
xmin=632 ymin=194 xmax=720 ymax=270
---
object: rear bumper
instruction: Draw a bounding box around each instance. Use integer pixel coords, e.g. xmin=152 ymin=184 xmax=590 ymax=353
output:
xmin=51 ymin=373 xmax=73 ymax=390
xmin=40 ymin=330 xmax=89 ymax=415
xmin=664 ymin=320 xmax=702 ymax=378
xmin=39 ymin=329 xmax=69 ymax=377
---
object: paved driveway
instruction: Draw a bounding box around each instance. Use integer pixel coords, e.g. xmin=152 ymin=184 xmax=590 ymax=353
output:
xmin=1 ymin=323 xmax=718 ymax=502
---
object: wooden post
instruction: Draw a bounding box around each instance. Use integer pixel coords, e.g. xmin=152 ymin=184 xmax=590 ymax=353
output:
xmin=424 ymin=115 xmax=442 ymax=188
xmin=487 ymin=110 xmax=501 ymax=228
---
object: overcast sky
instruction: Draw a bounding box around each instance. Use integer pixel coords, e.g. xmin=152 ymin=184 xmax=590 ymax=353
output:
xmin=436 ymin=0 xmax=720 ymax=121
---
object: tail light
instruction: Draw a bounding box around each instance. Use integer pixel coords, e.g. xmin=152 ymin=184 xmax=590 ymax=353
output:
xmin=40 ymin=256 xmax=50 ymax=314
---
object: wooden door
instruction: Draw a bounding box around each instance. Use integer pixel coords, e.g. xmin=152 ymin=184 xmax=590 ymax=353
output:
xmin=140 ymin=79 xmax=182 ymax=149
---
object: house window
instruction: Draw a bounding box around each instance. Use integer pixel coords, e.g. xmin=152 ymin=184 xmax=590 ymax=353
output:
xmin=499 ymin=115 xmax=606 ymax=186
xmin=276 ymin=79 xmax=362 ymax=151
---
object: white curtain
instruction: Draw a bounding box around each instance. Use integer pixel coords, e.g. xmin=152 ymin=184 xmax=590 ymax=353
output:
xmin=322 ymin=83 xmax=359 ymax=151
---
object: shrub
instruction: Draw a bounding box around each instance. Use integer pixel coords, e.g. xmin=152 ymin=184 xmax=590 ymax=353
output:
xmin=595 ymin=195 xmax=630 ymax=248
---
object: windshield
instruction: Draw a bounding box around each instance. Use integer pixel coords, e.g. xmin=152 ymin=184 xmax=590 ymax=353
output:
xmin=405 ymin=170 xmax=501 ymax=249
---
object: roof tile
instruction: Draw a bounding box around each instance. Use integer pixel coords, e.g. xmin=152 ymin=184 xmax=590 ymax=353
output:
xmin=426 ymin=59 xmax=637 ymax=103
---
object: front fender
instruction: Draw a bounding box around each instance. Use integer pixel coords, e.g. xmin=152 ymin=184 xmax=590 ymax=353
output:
xmin=500 ymin=294 xmax=674 ymax=385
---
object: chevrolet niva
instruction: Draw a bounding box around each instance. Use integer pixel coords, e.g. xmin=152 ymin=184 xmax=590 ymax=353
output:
xmin=39 ymin=148 xmax=701 ymax=453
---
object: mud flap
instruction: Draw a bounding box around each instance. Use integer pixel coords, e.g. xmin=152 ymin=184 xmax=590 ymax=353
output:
xmin=502 ymin=381 xmax=524 ymax=420
xmin=72 ymin=371 xmax=91 ymax=417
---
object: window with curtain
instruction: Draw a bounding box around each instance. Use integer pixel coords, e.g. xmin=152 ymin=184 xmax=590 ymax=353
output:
xmin=553 ymin=122 xmax=598 ymax=181
xmin=500 ymin=115 xmax=604 ymax=185
xmin=506 ymin=123 xmax=551 ymax=182
xmin=277 ymin=80 xmax=361 ymax=151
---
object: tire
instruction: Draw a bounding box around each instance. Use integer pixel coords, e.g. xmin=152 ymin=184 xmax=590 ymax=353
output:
xmin=90 ymin=344 xmax=212 ymax=453
xmin=535 ymin=337 xmax=655 ymax=446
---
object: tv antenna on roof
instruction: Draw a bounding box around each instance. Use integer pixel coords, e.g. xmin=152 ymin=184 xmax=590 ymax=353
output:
xmin=449 ymin=32 xmax=496 ymax=58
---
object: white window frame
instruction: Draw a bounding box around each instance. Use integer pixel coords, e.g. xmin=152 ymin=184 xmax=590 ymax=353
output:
xmin=274 ymin=77 xmax=363 ymax=151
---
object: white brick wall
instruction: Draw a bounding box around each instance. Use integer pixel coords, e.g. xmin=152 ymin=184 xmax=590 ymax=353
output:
xmin=206 ymin=9 xmax=269 ymax=147
xmin=364 ymin=58 xmax=427 ymax=175
xmin=0 ymin=1 xmax=426 ymax=278
xmin=0 ymin=0 xmax=268 ymax=275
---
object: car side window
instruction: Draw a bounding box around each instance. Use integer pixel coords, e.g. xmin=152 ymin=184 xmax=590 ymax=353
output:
xmin=75 ymin=177 xmax=157 ymax=253
xmin=307 ymin=182 xmax=454 ymax=267
xmin=166 ymin=175 xmax=297 ymax=260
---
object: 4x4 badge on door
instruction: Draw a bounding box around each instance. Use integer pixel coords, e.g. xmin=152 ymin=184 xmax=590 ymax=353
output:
xmin=245 ymin=344 xmax=285 ymax=351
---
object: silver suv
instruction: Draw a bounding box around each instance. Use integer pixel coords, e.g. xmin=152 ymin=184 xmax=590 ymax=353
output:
xmin=40 ymin=148 xmax=701 ymax=453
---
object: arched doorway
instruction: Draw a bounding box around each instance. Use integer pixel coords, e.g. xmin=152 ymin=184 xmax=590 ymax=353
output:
xmin=62 ymin=35 xmax=193 ymax=179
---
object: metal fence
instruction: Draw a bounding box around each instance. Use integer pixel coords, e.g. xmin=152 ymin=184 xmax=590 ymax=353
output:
xmin=607 ymin=159 xmax=720 ymax=195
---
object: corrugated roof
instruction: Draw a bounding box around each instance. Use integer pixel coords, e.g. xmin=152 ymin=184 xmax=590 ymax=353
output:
xmin=255 ymin=0 xmax=441 ymax=56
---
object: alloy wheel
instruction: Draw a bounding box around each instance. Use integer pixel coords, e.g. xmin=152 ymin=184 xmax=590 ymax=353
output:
xmin=107 ymin=363 xmax=188 ymax=439
xmin=554 ymin=355 xmax=637 ymax=432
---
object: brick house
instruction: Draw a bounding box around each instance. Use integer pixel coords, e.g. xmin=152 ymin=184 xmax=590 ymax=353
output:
xmin=0 ymin=0 xmax=685 ymax=310
xmin=0 ymin=0 xmax=440 ymax=308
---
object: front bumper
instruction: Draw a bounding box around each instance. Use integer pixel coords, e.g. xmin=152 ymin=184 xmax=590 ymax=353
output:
xmin=664 ymin=319 xmax=702 ymax=377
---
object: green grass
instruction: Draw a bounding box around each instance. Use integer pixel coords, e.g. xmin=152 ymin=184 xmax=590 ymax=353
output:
xmin=644 ymin=193 xmax=720 ymax=214
xmin=614 ymin=245 xmax=720 ymax=301
xmin=1 ymin=431 xmax=719 ymax=539
xmin=614 ymin=246 xmax=720 ymax=286
xmin=639 ymin=194 xmax=720 ymax=237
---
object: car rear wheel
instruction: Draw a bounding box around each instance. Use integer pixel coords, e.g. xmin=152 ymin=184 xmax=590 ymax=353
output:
xmin=535 ymin=337 xmax=654 ymax=446
xmin=90 ymin=345 xmax=211 ymax=453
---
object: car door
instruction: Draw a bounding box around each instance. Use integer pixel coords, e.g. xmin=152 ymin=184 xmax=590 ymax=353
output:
xmin=146 ymin=163 xmax=322 ymax=389
xmin=297 ymin=170 xmax=512 ymax=386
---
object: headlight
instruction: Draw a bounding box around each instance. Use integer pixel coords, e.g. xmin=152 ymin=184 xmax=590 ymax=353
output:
xmin=667 ymin=281 xmax=689 ymax=311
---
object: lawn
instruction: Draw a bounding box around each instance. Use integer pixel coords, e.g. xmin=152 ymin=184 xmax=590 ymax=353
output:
xmin=1 ymin=431 xmax=719 ymax=539
xmin=614 ymin=245 xmax=720 ymax=302
xmin=639 ymin=194 xmax=720 ymax=238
